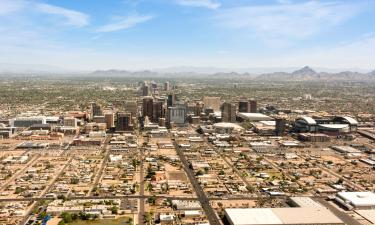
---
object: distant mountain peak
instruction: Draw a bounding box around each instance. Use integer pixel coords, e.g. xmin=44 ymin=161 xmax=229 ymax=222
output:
xmin=292 ymin=66 xmax=317 ymax=75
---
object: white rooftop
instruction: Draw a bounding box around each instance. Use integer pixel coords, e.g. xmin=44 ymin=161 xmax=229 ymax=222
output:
xmin=225 ymin=208 xmax=343 ymax=225
xmin=289 ymin=197 xmax=323 ymax=208
xmin=331 ymin=146 xmax=361 ymax=153
xmin=237 ymin=113 xmax=273 ymax=121
xmin=300 ymin=116 xmax=317 ymax=125
xmin=259 ymin=120 xmax=276 ymax=126
xmin=318 ymin=124 xmax=349 ymax=129
xmin=213 ymin=122 xmax=244 ymax=130
xmin=225 ymin=208 xmax=282 ymax=225
xmin=337 ymin=192 xmax=375 ymax=207
xmin=341 ymin=116 xmax=358 ymax=125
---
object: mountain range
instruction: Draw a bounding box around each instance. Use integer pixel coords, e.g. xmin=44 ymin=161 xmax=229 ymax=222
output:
xmin=0 ymin=63 xmax=375 ymax=81
xmin=90 ymin=66 xmax=375 ymax=81
xmin=254 ymin=66 xmax=375 ymax=81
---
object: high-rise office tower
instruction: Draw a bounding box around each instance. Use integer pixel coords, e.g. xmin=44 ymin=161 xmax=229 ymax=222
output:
xmin=275 ymin=118 xmax=286 ymax=136
xmin=91 ymin=102 xmax=103 ymax=117
xmin=104 ymin=112 xmax=115 ymax=128
xmin=250 ymin=100 xmax=257 ymax=113
xmin=167 ymin=94 xmax=177 ymax=108
xmin=124 ymin=101 xmax=138 ymax=117
xmin=167 ymin=105 xmax=187 ymax=125
xmin=142 ymin=85 xmax=151 ymax=96
xmin=142 ymin=97 xmax=154 ymax=120
xmin=164 ymin=81 xmax=171 ymax=91
xmin=152 ymin=101 xmax=164 ymax=123
xmin=116 ymin=112 xmax=133 ymax=131
xmin=238 ymin=98 xmax=250 ymax=112
xmin=221 ymin=102 xmax=236 ymax=123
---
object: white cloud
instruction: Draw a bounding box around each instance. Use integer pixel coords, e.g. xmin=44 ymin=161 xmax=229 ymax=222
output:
xmin=176 ymin=0 xmax=220 ymax=9
xmin=0 ymin=0 xmax=26 ymax=15
xmin=216 ymin=1 xmax=367 ymax=39
xmin=277 ymin=0 xmax=292 ymax=4
xmin=36 ymin=3 xmax=89 ymax=27
xmin=0 ymin=0 xmax=89 ymax=27
xmin=276 ymin=35 xmax=375 ymax=69
xmin=97 ymin=15 xmax=154 ymax=33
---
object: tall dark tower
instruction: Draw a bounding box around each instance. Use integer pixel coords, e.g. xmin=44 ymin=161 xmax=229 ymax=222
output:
xmin=152 ymin=101 xmax=164 ymax=123
xmin=142 ymin=97 xmax=154 ymax=120
xmin=238 ymin=99 xmax=250 ymax=112
xmin=275 ymin=118 xmax=286 ymax=136
xmin=221 ymin=102 xmax=236 ymax=123
xmin=250 ymin=100 xmax=257 ymax=113
xmin=91 ymin=102 xmax=103 ymax=117
xmin=167 ymin=94 xmax=177 ymax=108
xmin=142 ymin=85 xmax=151 ymax=96
xmin=116 ymin=112 xmax=133 ymax=131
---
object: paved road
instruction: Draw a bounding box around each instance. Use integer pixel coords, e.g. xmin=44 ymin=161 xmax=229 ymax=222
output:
xmin=315 ymin=198 xmax=362 ymax=225
xmin=20 ymin=156 xmax=74 ymax=225
xmin=0 ymin=194 xmax=286 ymax=202
xmin=173 ymin=140 xmax=221 ymax=225
xmin=139 ymin=141 xmax=145 ymax=225
xmin=88 ymin=135 xmax=111 ymax=196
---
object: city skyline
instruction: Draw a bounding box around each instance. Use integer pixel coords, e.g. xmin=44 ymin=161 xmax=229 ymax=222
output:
xmin=1 ymin=0 xmax=375 ymax=71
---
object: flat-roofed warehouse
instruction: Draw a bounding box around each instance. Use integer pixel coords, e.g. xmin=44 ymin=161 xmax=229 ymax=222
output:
xmin=237 ymin=113 xmax=273 ymax=122
xmin=288 ymin=197 xmax=324 ymax=208
xmin=335 ymin=192 xmax=375 ymax=210
xmin=224 ymin=208 xmax=344 ymax=225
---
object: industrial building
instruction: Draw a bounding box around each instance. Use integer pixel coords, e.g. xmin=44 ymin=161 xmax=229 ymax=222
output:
xmin=0 ymin=126 xmax=18 ymax=138
xmin=335 ymin=192 xmax=375 ymax=210
xmin=287 ymin=197 xmax=324 ymax=208
xmin=252 ymin=121 xmax=276 ymax=136
xmin=224 ymin=208 xmax=344 ymax=225
xmin=297 ymin=133 xmax=330 ymax=142
xmin=10 ymin=116 xmax=47 ymax=127
xmin=331 ymin=146 xmax=362 ymax=157
xmin=237 ymin=113 xmax=273 ymax=122
xmin=212 ymin=122 xmax=244 ymax=134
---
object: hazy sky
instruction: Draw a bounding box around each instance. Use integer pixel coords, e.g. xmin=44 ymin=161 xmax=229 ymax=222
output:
xmin=1 ymin=0 xmax=375 ymax=71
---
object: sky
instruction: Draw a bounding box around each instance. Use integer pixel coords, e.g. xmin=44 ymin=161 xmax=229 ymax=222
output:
xmin=0 ymin=0 xmax=375 ymax=72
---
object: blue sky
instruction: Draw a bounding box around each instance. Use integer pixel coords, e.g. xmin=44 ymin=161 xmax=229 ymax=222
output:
xmin=0 ymin=0 xmax=375 ymax=71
